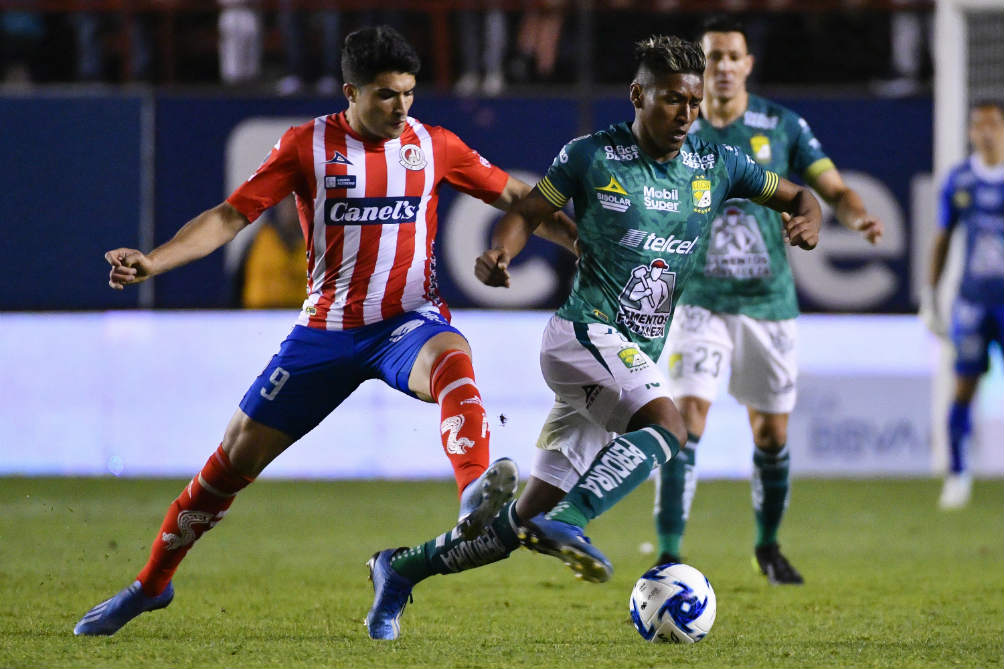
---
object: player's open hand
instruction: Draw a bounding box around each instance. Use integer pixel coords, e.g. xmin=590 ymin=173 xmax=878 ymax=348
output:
xmin=919 ymin=287 xmax=948 ymax=339
xmin=105 ymin=248 xmax=154 ymax=290
xmin=475 ymin=248 xmax=511 ymax=287
xmin=853 ymin=215 xmax=884 ymax=245
xmin=781 ymin=212 xmax=819 ymax=250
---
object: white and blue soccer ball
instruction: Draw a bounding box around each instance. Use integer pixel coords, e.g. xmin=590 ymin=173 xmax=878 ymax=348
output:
xmin=629 ymin=562 xmax=717 ymax=644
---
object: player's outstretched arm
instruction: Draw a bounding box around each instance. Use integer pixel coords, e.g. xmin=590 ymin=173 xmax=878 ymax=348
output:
xmin=809 ymin=168 xmax=884 ymax=244
xmin=104 ymin=202 xmax=250 ymax=290
xmin=919 ymin=228 xmax=952 ymax=337
xmin=476 ymin=189 xmax=559 ymax=287
xmin=763 ymin=177 xmax=822 ymax=251
xmin=494 ymin=176 xmax=578 ymax=255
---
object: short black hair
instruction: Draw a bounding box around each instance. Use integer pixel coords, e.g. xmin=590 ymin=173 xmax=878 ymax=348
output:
xmin=697 ymin=15 xmax=749 ymax=47
xmin=971 ymin=99 xmax=1004 ymax=117
xmin=633 ymin=35 xmax=706 ymax=81
xmin=341 ymin=25 xmax=421 ymax=86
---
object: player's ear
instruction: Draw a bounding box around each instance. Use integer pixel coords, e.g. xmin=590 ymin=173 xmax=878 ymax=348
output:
xmin=629 ymin=82 xmax=644 ymax=109
xmin=343 ymin=82 xmax=357 ymax=103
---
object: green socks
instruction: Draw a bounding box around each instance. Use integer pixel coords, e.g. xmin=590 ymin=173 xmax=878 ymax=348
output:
xmin=752 ymin=445 xmax=790 ymax=547
xmin=548 ymin=424 xmax=681 ymax=527
xmin=390 ymin=502 xmax=522 ymax=584
xmin=654 ymin=435 xmax=698 ymax=557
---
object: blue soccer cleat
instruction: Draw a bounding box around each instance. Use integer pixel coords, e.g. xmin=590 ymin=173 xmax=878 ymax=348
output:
xmin=365 ymin=549 xmax=414 ymax=640
xmin=456 ymin=457 xmax=519 ymax=540
xmin=517 ymin=514 xmax=613 ymax=583
xmin=73 ymin=580 xmax=174 ymax=636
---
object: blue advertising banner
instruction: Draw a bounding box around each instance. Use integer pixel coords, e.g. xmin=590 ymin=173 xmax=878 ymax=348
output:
xmin=0 ymin=94 xmax=143 ymax=310
xmin=0 ymin=93 xmax=931 ymax=313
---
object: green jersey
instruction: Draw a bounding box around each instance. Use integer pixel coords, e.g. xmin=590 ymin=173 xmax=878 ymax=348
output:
xmin=681 ymin=94 xmax=834 ymax=320
xmin=537 ymin=122 xmax=779 ymax=361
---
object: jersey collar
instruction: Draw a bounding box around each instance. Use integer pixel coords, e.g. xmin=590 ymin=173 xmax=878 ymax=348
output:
xmin=970 ymin=153 xmax=1004 ymax=182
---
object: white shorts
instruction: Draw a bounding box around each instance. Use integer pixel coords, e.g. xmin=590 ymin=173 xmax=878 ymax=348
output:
xmin=531 ymin=315 xmax=672 ymax=491
xmin=664 ymin=305 xmax=798 ymax=414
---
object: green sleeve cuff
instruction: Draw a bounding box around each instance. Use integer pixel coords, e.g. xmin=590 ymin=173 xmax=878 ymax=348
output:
xmin=751 ymin=170 xmax=780 ymax=204
xmin=536 ymin=176 xmax=569 ymax=208
xmin=804 ymin=157 xmax=835 ymax=182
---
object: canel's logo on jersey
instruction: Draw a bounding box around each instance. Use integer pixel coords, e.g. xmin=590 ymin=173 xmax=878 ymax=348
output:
xmin=595 ymin=175 xmax=631 ymax=212
xmin=691 ymin=177 xmax=713 ymax=213
xmin=750 ymin=135 xmax=772 ymax=164
xmin=324 ymin=196 xmax=421 ymax=225
xmin=399 ymin=144 xmax=427 ymax=170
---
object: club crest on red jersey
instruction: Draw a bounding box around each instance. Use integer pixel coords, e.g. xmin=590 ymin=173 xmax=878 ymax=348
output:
xmin=399 ymin=144 xmax=427 ymax=171
xmin=325 ymin=150 xmax=352 ymax=165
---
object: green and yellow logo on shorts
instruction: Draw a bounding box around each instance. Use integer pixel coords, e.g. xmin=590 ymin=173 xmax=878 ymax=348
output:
xmin=618 ymin=346 xmax=643 ymax=368
xmin=692 ymin=177 xmax=712 ymax=213
xmin=667 ymin=352 xmax=683 ymax=378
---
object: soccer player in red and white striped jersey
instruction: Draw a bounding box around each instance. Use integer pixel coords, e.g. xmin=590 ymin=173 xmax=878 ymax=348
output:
xmin=75 ymin=25 xmax=574 ymax=637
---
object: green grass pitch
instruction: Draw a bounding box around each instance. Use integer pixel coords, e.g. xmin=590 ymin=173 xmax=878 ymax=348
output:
xmin=1 ymin=476 xmax=1001 ymax=668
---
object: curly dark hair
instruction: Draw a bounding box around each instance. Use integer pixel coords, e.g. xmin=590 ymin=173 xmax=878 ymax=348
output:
xmin=633 ymin=35 xmax=706 ymax=81
xmin=341 ymin=25 xmax=421 ymax=86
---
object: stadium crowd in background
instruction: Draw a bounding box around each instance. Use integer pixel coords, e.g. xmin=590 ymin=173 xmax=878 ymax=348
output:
xmin=0 ymin=2 xmax=931 ymax=95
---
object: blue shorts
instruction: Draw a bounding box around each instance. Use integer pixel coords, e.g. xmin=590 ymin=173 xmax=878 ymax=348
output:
xmin=239 ymin=309 xmax=462 ymax=439
xmin=950 ymin=297 xmax=1004 ymax=376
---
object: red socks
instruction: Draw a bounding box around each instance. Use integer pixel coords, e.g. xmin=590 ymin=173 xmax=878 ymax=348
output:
xmin=134 ymin=353 xmax=487 ymax=595
xmin=136 ymin=445 xmax=253 ymax=596
xmin=430 ymin=349 xmax=490 ymax=496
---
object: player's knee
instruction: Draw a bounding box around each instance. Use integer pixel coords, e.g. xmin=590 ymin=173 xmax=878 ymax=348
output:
xmin=953 ymin=374 xmax=980 ymax=403
xmin=664 ymin=414 xmax=688 ymax=447
xmin=222 ymin=411 xmax=294 ymax=477
xmin=753 ymin=425 xmax=787 ymax=451
xmin=677 ymin=396 xmax=710 ymax=439
xmin=628 ymin=397 xmax=687 ymax=446
xmin=749 ymin=411 xmax=788 ymax=451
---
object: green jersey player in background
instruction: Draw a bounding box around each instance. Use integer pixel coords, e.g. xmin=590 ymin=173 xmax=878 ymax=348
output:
xmin=363 ymin=34 xmax=822 ymax=640
xmin=652 ymin=16 xmax=884 ymax=584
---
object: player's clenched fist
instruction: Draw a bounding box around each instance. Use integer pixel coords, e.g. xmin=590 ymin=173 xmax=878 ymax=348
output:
xmin=475 ymin=248 xmax=511 ymax=287
xmin=780 ymin=212 xmax=819 ymax=251
xmin=105 ymin=248 xmax=154 ymax=290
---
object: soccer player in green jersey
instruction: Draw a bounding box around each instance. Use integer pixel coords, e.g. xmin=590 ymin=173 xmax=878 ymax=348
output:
xmin=651 ymin=16 xmax=884 ymax=584
xmin=363 ymin=33 xmax=822 ymax=640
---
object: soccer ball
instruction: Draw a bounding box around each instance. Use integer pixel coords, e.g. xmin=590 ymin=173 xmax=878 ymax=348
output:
xmin=629 ymin=562 xmax=717 ymax=643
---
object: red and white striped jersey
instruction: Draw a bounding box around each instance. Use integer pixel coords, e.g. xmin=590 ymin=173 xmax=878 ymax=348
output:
xmin=227 ymin=111 xmax=509 ymax=330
